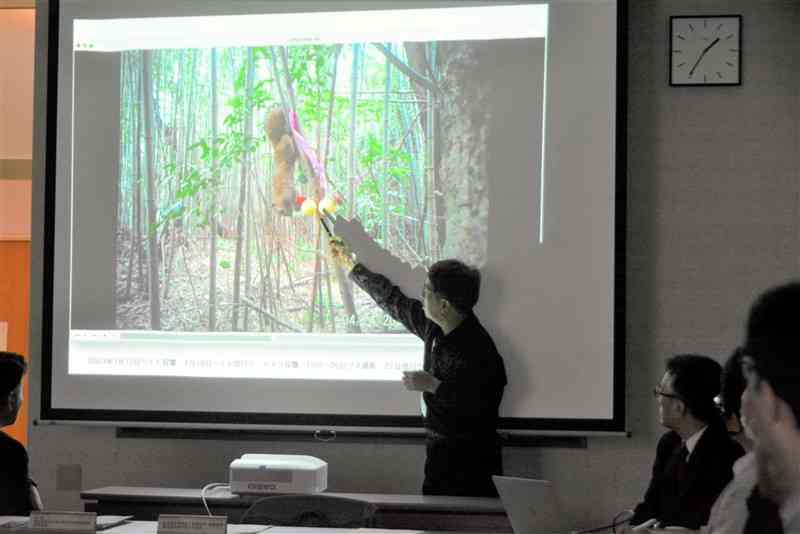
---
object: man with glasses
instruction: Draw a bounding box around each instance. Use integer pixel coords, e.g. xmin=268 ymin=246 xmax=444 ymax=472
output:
xmin=627 ymin=354 xmax=744 ymax=530
xmin=329 ymin=238 xmax=506 ymax=497
xmin=736 ymin=282 xmax=800 ymax=533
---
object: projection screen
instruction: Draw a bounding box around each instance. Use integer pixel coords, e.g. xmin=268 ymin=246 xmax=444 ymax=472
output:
xmin=38 ymin=0 xmax=626 ymax=433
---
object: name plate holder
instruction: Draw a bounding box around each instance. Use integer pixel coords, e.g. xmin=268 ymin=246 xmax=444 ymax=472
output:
xmin=29 ymin=512 xmax=96 ymax=534
xmin=157 ymin=515 xmax=227 ymax=534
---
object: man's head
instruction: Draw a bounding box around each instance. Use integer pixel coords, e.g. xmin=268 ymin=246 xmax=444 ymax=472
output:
xmin=720 ymin=347 xmax=747 ymax=434
xmin=655 ymin=354 xmax=722 ymax=431
xmin=422 ymin=260 xmax=480 ymax=324
xmin=741 ymin=282 xmax=800 ymax=445
xmin=0 ymin=352 xmax=26 ymax=427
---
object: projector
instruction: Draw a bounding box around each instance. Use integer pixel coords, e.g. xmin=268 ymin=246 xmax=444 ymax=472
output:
xmin=229 ymin=454 xmax=328 ymax=494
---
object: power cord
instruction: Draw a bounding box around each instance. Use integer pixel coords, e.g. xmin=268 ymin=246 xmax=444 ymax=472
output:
xmin=570 ymin=509 xmax=633 ymax=534
xmin=200 ymin=483 xmax=230 ymax=516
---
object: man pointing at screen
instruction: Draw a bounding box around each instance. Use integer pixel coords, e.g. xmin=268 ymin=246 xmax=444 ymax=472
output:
xmin=329 ymin=239 xmax=507 ymax=497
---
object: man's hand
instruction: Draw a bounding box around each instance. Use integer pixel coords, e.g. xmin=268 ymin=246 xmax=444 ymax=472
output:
xmin=402 ymin=370 xmax=441 ymax=393
xmin=328 ymin=237 xmax=357 ymax=273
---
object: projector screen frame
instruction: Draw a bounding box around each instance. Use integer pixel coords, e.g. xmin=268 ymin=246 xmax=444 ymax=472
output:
xmin=36 ymin=0 xmax=629 ymax=435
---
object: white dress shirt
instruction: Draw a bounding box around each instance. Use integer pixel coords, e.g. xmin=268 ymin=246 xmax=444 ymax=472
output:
xmin=685 ymin=425 xmax=708 ymax=460
xmin=704 ymin=451 xmax=756 ymax=534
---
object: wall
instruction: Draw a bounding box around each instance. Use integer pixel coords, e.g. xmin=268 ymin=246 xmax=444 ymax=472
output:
xmin=27 ymin=0 xmax=800 ymax=529
xmin=0 ymin=7 xmax=34 ymax=445
xmin=0 ymin=241 xmax=31 ymax=444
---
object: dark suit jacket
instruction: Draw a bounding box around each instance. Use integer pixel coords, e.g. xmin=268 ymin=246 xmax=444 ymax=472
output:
xmin=630 ymin=423 xmax=745 ymax=529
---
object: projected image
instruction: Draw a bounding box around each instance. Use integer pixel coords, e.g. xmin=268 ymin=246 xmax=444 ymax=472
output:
xmin=66 ymin=5 xmax=552 ymax=383
xmin=113 ymin=40 xmax=537 ymax=335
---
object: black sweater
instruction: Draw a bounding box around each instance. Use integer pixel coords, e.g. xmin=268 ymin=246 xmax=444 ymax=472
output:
xmin=350 ymin=263 xmax=506 ymax=439
xmin=0 ymin=431 xmax=35 ymax=515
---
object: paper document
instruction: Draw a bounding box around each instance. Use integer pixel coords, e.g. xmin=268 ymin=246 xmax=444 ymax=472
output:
xmin=0 ymin=516 xmax=133 ymax=531
xmin=227 ymin=526 xmax=272 ymax=534
xmin=96 ymin=516 xmax=134 ymax=530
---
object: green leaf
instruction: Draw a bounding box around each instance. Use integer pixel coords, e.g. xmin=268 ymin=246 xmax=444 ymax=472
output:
xmin=220 ymin=260 xmax=232 ymax=269
xmin=234 ymin=63 xmax=247 ymax=92
xmin=190 ymin=140 xmax=210 ymax=160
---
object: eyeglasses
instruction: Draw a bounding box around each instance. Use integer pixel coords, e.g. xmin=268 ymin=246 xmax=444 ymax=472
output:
xmin=653 ymin=387 xmax=682 ymax=401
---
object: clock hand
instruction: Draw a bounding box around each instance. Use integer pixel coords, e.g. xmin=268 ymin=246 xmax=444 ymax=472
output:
xmin=705 ymin=36 xmax=721 ymax=53
xmin=689 ymin=37 xmax=721 ymax=77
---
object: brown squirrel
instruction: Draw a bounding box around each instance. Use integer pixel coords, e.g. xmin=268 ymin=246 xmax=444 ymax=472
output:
xmin=266 ymin=108 xmax=297 ymax=216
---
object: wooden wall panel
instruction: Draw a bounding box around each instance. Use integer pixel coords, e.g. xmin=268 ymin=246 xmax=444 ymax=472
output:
xmin=0 ymin=240 xmax=30 ymax=445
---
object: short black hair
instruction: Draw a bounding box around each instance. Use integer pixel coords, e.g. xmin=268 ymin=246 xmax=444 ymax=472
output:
xmin=744 ymin=281 xmax=800 ymax=424
xmin=0 ymin=352 xmax=26 ymax=398
xmin=427 ymin=260 xmax=481 ymax=314
xmin=665 ymin=354 xmax=722 ymax=424
xmin=720 ymin=348 xmax=746 ymax=420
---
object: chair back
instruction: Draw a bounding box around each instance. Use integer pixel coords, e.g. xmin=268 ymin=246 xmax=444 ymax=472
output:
xmin=239 ymin=494 xmax=377 ymax=528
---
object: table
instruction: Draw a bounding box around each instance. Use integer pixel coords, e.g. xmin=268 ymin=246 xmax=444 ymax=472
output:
xmin=81 ymin=487 xmax=511 ymax=533
xmin=2 ymin=518 xmax=494 ymax=534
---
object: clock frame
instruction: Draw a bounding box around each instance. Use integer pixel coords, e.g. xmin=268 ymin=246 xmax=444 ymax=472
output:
xmin=669 ymin=15 xmax=741 ymax=86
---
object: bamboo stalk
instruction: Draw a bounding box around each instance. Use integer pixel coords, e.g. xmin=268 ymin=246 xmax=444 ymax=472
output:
xmin=305 ymin=219 xmax=322 ymax=332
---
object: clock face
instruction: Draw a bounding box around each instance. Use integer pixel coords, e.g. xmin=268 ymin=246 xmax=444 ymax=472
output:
xmin=670 ymin=16 xmax=741 ymax=86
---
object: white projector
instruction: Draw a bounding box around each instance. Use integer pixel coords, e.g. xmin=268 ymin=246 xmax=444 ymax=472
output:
xmin=229 ymin=454 xmax=328 ymax=494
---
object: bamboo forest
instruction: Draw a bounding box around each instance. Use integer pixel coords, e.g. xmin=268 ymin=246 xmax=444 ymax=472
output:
xmin=116 ymin=42 xmax=492 ymax=334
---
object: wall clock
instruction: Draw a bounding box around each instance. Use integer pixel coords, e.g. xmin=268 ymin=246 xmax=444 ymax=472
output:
xmin=670 ymin=15 xmax=741 ymax=86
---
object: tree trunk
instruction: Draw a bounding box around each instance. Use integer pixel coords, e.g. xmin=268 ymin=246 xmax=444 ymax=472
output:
xmin=142 ymin=50 xmax=161 ymax=329
xmin=382 ymin=45 xmax=392 ymax=247
xmin=338 ymin=44 xmax=362 ymax=333
xmin=231 ymin=49 xmax=255 ymax=331
xmin=305 ymin=221 xmax=321 ymax=332
xmin=124 ymin=54 xmax=137 ymax=301
xmin=208 ymin=48 xmax=219 ymax=331
xmin=243 ymin=170 xmax=253 ymax=331
xmin=434 ymin=42 xmax=493 ymax=265
xmin=322 ymin=45 xmax=342 ymax=177
xmin=348 ymin=44 xmax=360 ymax=219
xmin=397 ymin=106 xmax=421 ymax=254
xmin=321 ymin=47 xmax=341 ymax=332
xmin=135 ymin=54 xmax=146 ymax=295
xmin=162 ymin=50 xmax=183 ymax=302
xmin=405 ymin=43 xmax=446 ymax=261
xmin=323 ymin=257 xmax=335 ymax=333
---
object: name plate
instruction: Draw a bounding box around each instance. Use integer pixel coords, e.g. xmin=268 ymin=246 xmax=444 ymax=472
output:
xmin=29 ymin=512 xmax=96 ymax=533
xmin=157 ymin=515 xmax=227 ymax=534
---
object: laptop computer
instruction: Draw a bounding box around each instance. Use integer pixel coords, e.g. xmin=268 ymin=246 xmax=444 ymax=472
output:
xmin=493 ymin=475 xmax=571 ymax=534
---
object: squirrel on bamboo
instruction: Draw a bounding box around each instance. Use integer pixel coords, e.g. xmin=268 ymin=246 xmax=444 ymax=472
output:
xmin=266 ymin=108 xmax=298 ymax=216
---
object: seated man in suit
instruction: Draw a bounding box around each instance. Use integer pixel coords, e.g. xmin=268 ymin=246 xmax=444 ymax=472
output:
xmin=628 ymin=354 xmax=745 ymax=530
xmin=737 ymin=282 xmax=800 ymax=533
xmin=719 ymin=347 xmax=752 ymax=452
xmin=704 ymin=348 xmax=756 ymax=534
xmin=0 ymin=351 xmax=42 ymax=514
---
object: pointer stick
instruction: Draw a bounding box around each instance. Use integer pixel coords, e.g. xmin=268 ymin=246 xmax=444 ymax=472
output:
xmin=319 ymin=215 xmax=333 ymax=238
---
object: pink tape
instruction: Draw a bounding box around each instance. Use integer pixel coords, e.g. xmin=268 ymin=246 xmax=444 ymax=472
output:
xmin=289 ymin=110 xmax=328 ymax=194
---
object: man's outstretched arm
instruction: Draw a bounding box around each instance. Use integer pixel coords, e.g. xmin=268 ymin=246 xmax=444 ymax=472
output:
xmin=329 ymin=238 xmax=429 ymax=339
